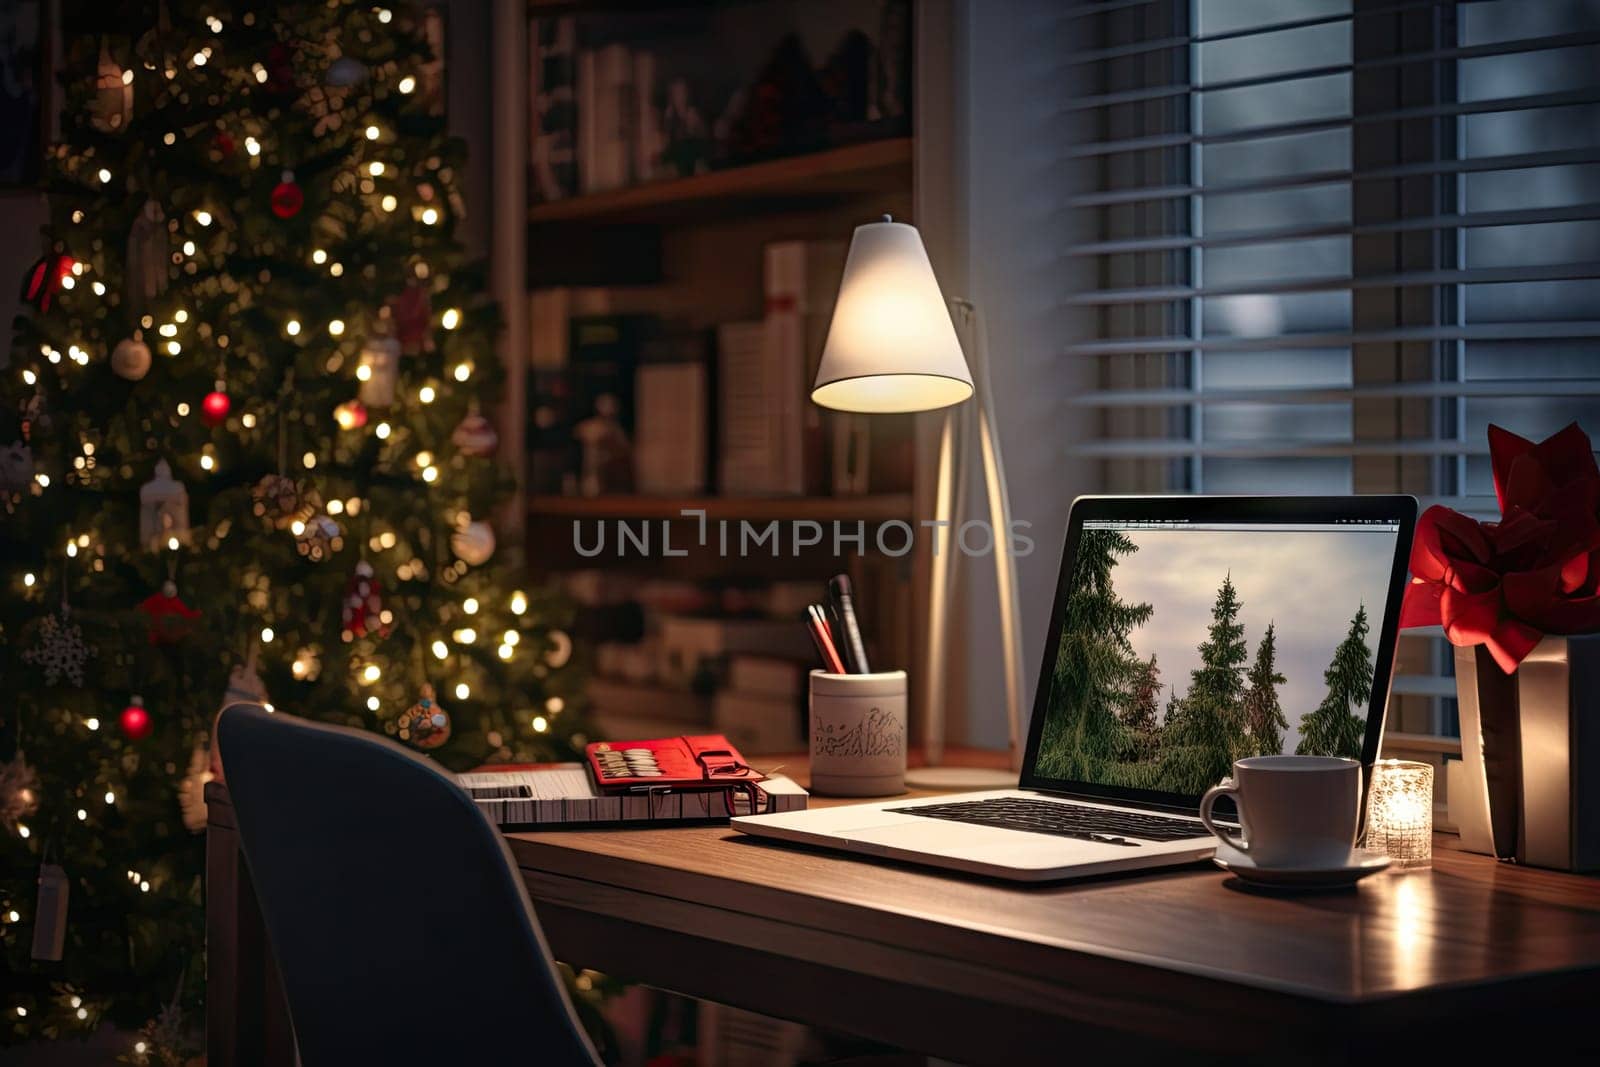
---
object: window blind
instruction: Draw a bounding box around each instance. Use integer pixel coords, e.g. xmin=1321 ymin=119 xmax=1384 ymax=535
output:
xmin=1065 ymin=0 xmax=1600 ymax=745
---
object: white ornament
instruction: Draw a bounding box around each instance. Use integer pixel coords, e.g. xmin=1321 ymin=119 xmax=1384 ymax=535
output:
xmin=357 ymin=334 xmax=401 ymax=407
xmin=451 ymin=412 xmax=499 ymax=457
xmin=111 ymin=337 xmax=152 ymax=381
xmin=125 ymin=200 xmax=169 ymax=316
xmin=451 ymin=519 xmax=495 ymax=566
xmin=94 ymin=41 xmax=133 ymax=133
xmin=23 ymin=611 xmax=93 ymax=688
xmin=138 ymin=459 xmax=190 ymax=551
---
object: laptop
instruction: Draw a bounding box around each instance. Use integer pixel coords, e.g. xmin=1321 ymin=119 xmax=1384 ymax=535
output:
xmin=733 ymin=495 xmax=1417 ymax=881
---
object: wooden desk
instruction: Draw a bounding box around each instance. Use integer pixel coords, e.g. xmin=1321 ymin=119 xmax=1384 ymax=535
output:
xmin=207 ymin=770 xmax=1600 ymax=1066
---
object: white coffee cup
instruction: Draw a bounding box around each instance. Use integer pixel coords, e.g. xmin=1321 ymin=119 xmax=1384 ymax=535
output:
xmin=1199 ymin=755 xmax=1363 ymax=868
xmin=809 ymin=670 xmax=907 ymax=797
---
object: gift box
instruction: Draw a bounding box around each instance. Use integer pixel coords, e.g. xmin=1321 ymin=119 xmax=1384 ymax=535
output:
xmin=1454 ymin=634 xmax=1600 ymax=870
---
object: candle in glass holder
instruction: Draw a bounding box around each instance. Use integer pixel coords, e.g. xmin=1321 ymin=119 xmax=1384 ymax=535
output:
xmin=1366 ymin=759 xmax=1434 ymax=869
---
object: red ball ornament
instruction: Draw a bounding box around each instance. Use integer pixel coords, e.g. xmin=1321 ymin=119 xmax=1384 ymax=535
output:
xmin=212 ymin=129 xmax=236 ymax=158
xmin=120 ymin=697 xmax=153 ymax=740
xmin=202 ymin=389 xmax=231 ymax=426
xmin=271 ymin=171 xmax=304 ymax=219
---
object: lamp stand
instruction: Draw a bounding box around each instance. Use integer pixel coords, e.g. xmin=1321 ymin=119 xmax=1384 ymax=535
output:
xmin=906 ymin=300 xmax=1026 ymax=791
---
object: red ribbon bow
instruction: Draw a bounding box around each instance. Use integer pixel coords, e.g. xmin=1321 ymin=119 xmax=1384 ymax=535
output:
xmin=1400 ymin=423 xmax=1600 ymax=673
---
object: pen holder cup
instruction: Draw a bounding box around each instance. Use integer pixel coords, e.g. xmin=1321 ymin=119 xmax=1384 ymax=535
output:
xmin=809 ymin=670 xmax=908 ymax=797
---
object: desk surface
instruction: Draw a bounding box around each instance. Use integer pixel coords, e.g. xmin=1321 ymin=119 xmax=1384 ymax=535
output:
xmin=207 ymin=758 xmax=1600 ymax=1065
xmin=504 ymin=766 xmax=1600 ymax=1061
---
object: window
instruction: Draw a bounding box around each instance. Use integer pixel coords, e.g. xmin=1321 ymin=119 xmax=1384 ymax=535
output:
xmin=1065 ymin=0 xmax=1600 ymax=757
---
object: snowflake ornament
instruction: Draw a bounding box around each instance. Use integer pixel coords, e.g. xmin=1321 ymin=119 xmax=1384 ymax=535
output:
xmin=23 ymin=611 xmax=94 ymax=687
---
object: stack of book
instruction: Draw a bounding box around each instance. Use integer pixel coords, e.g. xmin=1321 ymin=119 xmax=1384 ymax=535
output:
xmin=717 ymin=239 xmax=847 ymax=496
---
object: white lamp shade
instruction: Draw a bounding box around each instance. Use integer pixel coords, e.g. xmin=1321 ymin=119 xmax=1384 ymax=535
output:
xmin=811 ymin=220 xmax=974 ymax=414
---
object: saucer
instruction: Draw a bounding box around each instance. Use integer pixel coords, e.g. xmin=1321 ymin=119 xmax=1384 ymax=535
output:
xmin=1212 ymin=841 xmax=1392 ymax=891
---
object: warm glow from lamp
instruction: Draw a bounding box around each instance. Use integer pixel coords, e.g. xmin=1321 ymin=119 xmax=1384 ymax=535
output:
xmin=1366 ymin=759 xmax=1433 ymax=869
xmin=811 ymin=219 xmax=974 ymax=414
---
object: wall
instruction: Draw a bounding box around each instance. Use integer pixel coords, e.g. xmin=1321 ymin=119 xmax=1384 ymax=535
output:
xmin=918 ymin=0 xmax=1091 ymax=749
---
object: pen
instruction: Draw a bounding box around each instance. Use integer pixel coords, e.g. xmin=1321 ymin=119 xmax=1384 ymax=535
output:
xmin=828 ymin=574 xmax=870 ymax=674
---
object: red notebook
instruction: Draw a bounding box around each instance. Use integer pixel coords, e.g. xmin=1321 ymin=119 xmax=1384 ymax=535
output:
xmin=585 ymin=734 xmax=763 ymax=793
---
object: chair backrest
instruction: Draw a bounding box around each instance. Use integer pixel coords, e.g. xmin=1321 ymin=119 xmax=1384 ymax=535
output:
xmin=217 ymin=703 xmax=599 ymax=1065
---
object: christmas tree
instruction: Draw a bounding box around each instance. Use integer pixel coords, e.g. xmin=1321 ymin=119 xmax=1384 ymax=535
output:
xmin=1240 ymin=622 xmax=1288 ymax=756
xmin=1034 ymin=529 xmax=1152 ymax=782
xmin=1297 ymin=605 xmax=1373 ymax=759
xmin=1159 ymin=575 xmax=1251 ymax=796
xmin=1 ymin=2 xmax=585 ymax=1045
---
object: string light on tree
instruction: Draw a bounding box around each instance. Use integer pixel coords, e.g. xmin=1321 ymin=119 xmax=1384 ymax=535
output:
xmin=334 ymin=399 xmax=368 ymax=430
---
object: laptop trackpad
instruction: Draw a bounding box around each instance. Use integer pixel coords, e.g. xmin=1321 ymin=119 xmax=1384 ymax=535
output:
xmin=834 ymin=820 xmax=1018 ymax=854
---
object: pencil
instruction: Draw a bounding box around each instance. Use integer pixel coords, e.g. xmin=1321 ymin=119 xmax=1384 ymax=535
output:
xmin=807 ymin=604 xmax=848 ymax=674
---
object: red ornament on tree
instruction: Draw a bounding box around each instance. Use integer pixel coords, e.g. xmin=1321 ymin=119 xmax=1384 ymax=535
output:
xmin=263 ymin=42 xmax=297 ymax=96
xmin=389 ymin=283 xmax=432 ymax=354
xmin=120 ymin=697 xmax=153 ymax=740
xmin=212 ymin=129 xmax=236 ymax=158
xmin=22 ymin=254 xmax=74 ymax=313
xmin=341 ymin=561 xmax=390 ymax=639
xmin=271 ymin=171 xmax=304 ymax=219
xmin=202 ymin=388 xmax=231 ymax=426
xmin=138 ymin=581 xmax=201 ymax=644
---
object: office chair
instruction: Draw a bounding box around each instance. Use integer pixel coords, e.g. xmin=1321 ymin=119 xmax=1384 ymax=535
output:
xmin=217 ymin=703 xmax=600 ymax=1065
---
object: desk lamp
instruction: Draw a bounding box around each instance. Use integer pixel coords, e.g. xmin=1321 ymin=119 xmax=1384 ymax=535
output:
xmin=813 ymin=217 xmax=1024 ymax=789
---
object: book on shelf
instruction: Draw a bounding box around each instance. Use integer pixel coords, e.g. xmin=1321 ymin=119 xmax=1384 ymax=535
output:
xmin=634 ymin=49 xmax=663 ymax=183
xmin=529 ymin=16 xmax=578 ymax=202
xmin=530 ymin=289 xmax=625 ymax=494
xmin=570 ymin=315 xmax=653 ymax=432
xmin=717 ymin=319 xmax=805 ymax=495
xmin=765 ymin=239 xmax=846 ymax=495
xmin=577 ymin=43 xmax=634 ymax=195
xmin=634 ymin=331 xmax=711 ymax=495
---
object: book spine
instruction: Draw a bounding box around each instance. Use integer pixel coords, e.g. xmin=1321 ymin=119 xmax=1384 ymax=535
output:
xmin=717 ymin=321 xmax=775 ymax=494
xmin=576 ymin=48 xmax=598 ymax=195
xmin=634 ymin=49 xmax=659 ymax=183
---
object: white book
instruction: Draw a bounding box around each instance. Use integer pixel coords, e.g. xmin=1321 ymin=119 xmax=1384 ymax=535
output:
xmin=595 ymin=43 xmax=633 ymax=191
xmin=635 ymin=362 xmax=707 ymax=493
xmin=764 ymin=240 xmax=846 ymax=494
xmin=718 ymin=320 xmax=788 ymax=494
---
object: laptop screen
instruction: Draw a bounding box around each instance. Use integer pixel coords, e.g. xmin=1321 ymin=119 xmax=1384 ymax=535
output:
xmin=1027 ymin=505 xmax=1408 ymax=804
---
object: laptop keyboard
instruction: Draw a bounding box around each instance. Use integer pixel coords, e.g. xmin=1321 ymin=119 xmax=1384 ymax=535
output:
xmin=887 ymin=797 xmax=1211 ymax=846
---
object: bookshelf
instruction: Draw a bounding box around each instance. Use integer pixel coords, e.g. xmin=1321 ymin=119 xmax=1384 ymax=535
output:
xmin=527 ymin=138 xmax=913 ymax=226
xmin=524 ymin=0 xmax=922 ymax=765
